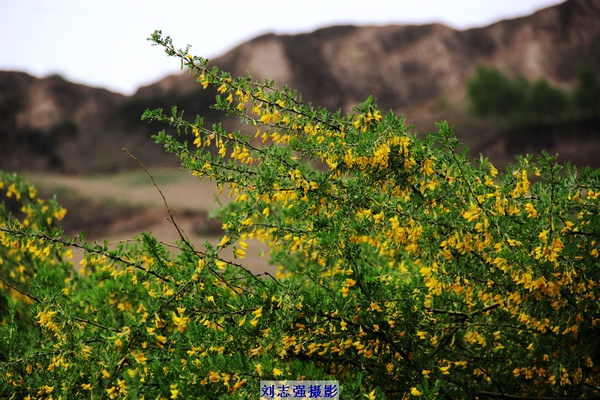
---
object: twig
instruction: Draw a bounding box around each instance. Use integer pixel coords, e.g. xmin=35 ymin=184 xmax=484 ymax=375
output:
xmin=0 ymin=227 xmax=172 ymax=284
xmin=0 ymin=273 xmax=41 ymax=303
xmin=122 ymin=148 xmax=197 ymax=255
xmin=426 ymin=303 xmax=500 ymax=321
xmin=73 ymin=316 xmax=121 ymax=333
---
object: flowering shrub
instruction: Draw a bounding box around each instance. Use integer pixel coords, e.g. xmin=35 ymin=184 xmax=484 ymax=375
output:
xmin=1 ymin=31 xmax=600 ymax=399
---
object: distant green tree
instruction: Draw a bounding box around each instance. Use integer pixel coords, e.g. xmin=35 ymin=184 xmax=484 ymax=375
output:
xmin=466 ymin=66 xmax=575 ymax=123
xmin=466 ymin=66 xmax=522 ymax=117
xmin=572 ymin=67 xmax=600 ymax=117
xmin=527 ymin=78 xmax=569 ymax=119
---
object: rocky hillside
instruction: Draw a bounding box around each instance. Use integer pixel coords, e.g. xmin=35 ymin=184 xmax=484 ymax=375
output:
xmin=0 ymin=72 xmax=181 ymax=174
xmin=2 ymin=0 xmax=599 ymax=173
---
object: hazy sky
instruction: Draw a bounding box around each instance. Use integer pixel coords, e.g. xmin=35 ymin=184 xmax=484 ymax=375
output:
xmin=1 ymin=0 xmax=564 ymax=95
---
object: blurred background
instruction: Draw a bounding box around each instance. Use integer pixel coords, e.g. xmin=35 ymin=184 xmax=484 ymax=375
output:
xmin=1 ymin=0 xmax=598 ymax=272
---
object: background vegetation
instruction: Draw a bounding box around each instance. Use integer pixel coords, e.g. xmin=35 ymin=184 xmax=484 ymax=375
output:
xmin=466 ymin=65 xmax=600 ymax=123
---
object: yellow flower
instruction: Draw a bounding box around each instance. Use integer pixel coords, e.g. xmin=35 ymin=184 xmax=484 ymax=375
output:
xmin=209 ymin=371 xmax=220 ymax=382
xmin=155 ymin=335 xmax=167 ymax=348
xmin=234 ymin=248 xmax=246 ymax=259
xmin=421 ymin=159 xmax=434 ymax=176
xmin=524 ymin=202 xmax=538 ymax=218
xmin=410 ymin=387 xmax=422 ymax=396
xmin=35 ymin=309 xmax=57 ymax=326
xmin=172 ymin=311 xmax=190 ymax=333
xmin=232 ymin=377 xmax=246 ymax=392
xmin=373 ymin=211 xmax=385 ymax=223
xmin=364 ymin=389 xmax=376 ymax=399
xmin=217 ymin=235 xmax=230 ymax=247
xmin=198 ymin=73 xmax=209 ymax=89
xmin=463 ymin=202 xmax=480 ymax=222
xmin=272 ymin=367 xmax=283 ymax=378
xmin=133 ymin=351 xmax=147 ymax=364
xmin=261 ymin=110 xmax=273 ymax=123
xmin=439 ymin=365 xmax=451 ymax=375
xmin=170 ymin=384 xmax=180 ymax=399
xmin=216 ymin=261 xmax=227 ymax=269
xmin=106 ymin=386 xmax=118 ymax=397
xmin=241 ymin=217 xmax=254 ymax=226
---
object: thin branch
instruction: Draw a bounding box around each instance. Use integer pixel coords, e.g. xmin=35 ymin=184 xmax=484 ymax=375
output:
xmin=122 ymin=148 xmax=197 ymax=255
xmin=251 ymin=271 xmax=282 ymax=285
xmin=0 ymin=227 xmax=172 ymax=284
xmin=426 ymin=303 xmax=500 ymax=320
xmin=73 ymin=316 xmax=121 ymax=333
xmin=0 ymin=273 xmax=41 ymax=303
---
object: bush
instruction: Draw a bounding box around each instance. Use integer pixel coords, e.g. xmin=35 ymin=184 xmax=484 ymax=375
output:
xmin=573 ymin=67 xmax=600 ymax=118
xmin=528 ymin=78 xmax=569 ymax=119
xmin=1 ymin=31 xmax=600 ymax=399
xmin=466 ymin=66 xmax=582 ymax=123
xmin=466 ymin=66 xmax=524 ymax=118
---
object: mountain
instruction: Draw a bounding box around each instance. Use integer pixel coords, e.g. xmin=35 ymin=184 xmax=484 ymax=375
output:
xmin=2 ymin=0 xmax=599 ymax=174
xmin=0 ymin=72 xmax=182 ymax=174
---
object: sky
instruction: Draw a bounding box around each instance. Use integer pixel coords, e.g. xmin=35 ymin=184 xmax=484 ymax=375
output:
xmin=1 ymin=0 xmax=565 ymax=96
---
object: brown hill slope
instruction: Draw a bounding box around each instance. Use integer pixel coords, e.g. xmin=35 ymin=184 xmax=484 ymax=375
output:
xmin=2 ymin=0 xmax=599 ymax=173
xmin=0 ymin=72 xmax=178 ymax=173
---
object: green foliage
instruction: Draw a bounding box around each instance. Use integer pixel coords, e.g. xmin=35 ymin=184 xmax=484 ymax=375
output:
xmin=573 ymin=67 xmax=600 ymax=118
xmin=466 ymin=65 xmax=597 ymax=123
xmin=528 ymin=78 xmax=569 ymax=118
xmin=467 ymin=66 xmax=524 ymax=118
xmin=1 ymin=31 xmax=600 ymax=399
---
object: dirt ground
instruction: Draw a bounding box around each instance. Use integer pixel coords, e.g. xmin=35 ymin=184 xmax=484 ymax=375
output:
xmin=23 ymin=169 xmax=276 ymax=275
